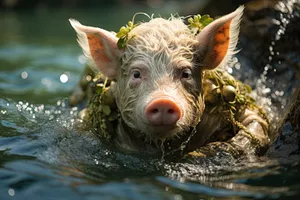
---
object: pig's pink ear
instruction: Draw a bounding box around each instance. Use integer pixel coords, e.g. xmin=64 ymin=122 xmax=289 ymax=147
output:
xmin=69 ymin=19 xmax=123 ymax=79
xmin=196 ymin=6 xmax=244 ymax=70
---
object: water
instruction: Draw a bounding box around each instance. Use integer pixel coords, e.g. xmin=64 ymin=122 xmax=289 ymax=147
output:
xmin=1 ymin=2 xmax=300 ymax=200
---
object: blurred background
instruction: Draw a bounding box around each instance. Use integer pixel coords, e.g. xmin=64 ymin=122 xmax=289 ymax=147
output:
xmin=1 ymin=0 xmax=251 ymax=11
xmin=0 ymin=0 xmax=251 ymax=104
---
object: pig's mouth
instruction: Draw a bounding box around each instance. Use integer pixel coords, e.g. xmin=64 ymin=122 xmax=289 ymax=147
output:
xmin=151 ymin=124 xmax=177 ymax=135
xmin=141 ymin=123 xmax=186 ymax=140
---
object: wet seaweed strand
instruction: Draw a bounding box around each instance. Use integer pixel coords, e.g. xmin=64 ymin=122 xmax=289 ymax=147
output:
xmin=203 ymin=70 xmax=269 ymax=147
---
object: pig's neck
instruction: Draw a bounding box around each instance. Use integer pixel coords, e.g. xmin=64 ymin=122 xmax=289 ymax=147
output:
xmin=188 ymin=111 xmax=225 ymax=151
xmin=114 ymin=119 xmax=161 ymax=154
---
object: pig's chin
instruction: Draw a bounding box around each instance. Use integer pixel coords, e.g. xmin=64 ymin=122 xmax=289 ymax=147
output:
xmin=140 ymin=124 xmax=184 ymax=140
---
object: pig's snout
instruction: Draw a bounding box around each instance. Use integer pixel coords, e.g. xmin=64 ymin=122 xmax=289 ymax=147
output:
xmin=145 ymin=98 xmax=181 ymax=126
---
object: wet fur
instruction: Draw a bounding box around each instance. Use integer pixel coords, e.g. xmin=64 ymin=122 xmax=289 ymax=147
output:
xmin=68 ymin=6 xmax=268 ymax=155
xmin=113 ymin=17 xmax=204 ymax=142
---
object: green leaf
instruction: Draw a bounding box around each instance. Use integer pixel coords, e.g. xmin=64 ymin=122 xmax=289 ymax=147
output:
xmin=102 ymin=105 xmax=111 ymax=115
xmin=108 ymin=112 xmax=119 ymax=121
xmin=117 ymin=37 xmax=127 ymax=49
xmin=248 ymin=96 xmax=256 ymax=103
xmin=230 ymin=106 xmax=236 ymax=111
xmin=244 ymin=84 xmax=252 ymax=93
xmin=203 ymin=18 xmax=213 ymax=26
xmin=227 ymin=79 xmax=235 ymax=86
xmin=188 ymin=14 xmax=214 ymax=34
xmin=96 ymin=87 xmax=102 ymax=95
xmin=200 ymin=14 xmax=210 ymax=22
xmin=237 ymin=96 xmax=245 ymax=104
xmin=116 ymin=26 xmax=127 ymax=38
xmin=128 ymin=21 xmax=133 ymax=27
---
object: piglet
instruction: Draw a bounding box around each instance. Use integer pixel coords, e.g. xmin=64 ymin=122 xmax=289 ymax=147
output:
xmin=69 ymin=6 xmax=270 ymax=158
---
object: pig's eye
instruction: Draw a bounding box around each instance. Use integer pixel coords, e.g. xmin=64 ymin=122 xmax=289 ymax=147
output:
xmin=132 ymin=70 xmax=141 ymax=79
xmin=181 ymin=68 xmax=192 ymax=80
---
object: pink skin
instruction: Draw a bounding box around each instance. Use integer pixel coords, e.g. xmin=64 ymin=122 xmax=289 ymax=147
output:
xmin=145 ymin=98 xmax=182 ymax=126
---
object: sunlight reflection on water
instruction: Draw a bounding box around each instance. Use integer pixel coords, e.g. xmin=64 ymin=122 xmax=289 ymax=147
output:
xmin=0 ymin=1 xmax=299 ymax=199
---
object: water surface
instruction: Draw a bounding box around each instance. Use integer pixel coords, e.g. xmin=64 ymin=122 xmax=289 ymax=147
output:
xmin=1 ymin=3 xmax=300 ymax=200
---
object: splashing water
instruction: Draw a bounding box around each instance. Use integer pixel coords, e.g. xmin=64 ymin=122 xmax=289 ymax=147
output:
xmin=0 ymin=1 xmax=300 ymax=199
xmin=226 ymin=0 xmax=299 ymax=137
xmin=254 ymin=1 xmax=296 ymax=124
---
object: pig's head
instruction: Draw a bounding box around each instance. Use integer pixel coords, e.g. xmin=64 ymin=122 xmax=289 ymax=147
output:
xmin=70 ymin=6 xmax=244 ymax=142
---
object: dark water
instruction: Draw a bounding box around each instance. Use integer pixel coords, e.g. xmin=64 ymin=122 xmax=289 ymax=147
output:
xmin=1 ymin=3 xmax=300 ymax=200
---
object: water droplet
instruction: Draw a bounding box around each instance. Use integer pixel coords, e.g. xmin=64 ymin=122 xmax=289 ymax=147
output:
xmin=262 ymin=88 xmax=271 ymax=94
xmin=269 ymin=46 xmax=273 ymax=51
xmin=174 ymin=194 xmax=183 ymax=200
xmin=21 ymin=71 xmax=28 ymax=79
xmin=235 ymin=62 xmax=241 ymax=70
xmin=8 ymin=188 xmax=15 ymax=196
xmin=227 ymin=67 xmax=233 ymax=74
xmin=78 ymin=54 xmax=87 ymax=64
xmin=232 ymin=57 xmax=238 ymax=63
xmin=60 ymin=73 xmax=69 ymax=83
xmin=41 ymin=78 xmax=52 ymax=87
xmin=86 ymin=75 xmax=92 ymax=82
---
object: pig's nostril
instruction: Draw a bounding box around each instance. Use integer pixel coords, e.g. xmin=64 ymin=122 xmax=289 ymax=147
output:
xmin=151 ymin=108 xmax=159 ymax=114
xmin=168 ymin=109 xmax=175 ymax=114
